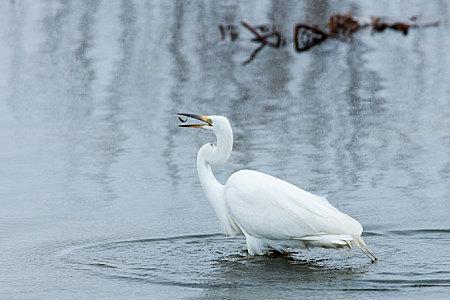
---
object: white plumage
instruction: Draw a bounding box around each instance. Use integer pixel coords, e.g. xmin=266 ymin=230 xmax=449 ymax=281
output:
xmin=178 ymin=113 xmax=377 ymax=262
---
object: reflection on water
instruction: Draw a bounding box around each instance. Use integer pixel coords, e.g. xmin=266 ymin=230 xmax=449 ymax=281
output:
xmin=1 ymin=0 xmax=450 ymax=299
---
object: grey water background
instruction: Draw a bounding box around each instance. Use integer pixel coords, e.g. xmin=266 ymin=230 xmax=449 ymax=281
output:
xmin=1 ymin=0 xmax=450 ymax=299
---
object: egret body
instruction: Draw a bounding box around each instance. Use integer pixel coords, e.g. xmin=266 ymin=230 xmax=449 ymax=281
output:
xmin=178 ymin=113 xmax=377 ymax=262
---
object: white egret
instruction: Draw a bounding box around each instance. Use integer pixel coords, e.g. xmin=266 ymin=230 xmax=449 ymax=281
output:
xmin=178 ymin=113 xmax=377 ymax=262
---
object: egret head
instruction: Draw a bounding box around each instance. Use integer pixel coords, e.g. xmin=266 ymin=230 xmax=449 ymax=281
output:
xmin=178 ymin=113 xmax=233 ymax=165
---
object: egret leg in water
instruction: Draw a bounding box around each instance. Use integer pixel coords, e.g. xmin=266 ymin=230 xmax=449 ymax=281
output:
xmin=178 ymin=113 xmax=378 ymax=263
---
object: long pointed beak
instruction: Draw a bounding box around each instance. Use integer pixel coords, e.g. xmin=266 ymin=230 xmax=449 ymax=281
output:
xmin=178 ymin=113 xmax=212 ymax=128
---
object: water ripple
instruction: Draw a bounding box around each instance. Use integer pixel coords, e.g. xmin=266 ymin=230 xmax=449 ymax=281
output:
xmin=56 ymin=234 xmax=369 ymax=289
xmin=53 ymin=229 xmax=450 ymax=291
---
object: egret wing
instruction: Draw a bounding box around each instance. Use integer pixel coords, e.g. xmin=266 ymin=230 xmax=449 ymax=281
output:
xmin=224 ymin=170 xmax=362 ymax=240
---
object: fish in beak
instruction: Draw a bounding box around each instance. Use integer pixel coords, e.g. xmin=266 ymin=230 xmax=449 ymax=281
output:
xmin=178 ymin=113 xmax=213 ymax=129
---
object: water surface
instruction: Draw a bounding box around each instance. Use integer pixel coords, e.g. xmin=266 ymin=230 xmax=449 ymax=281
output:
xmin=1 ymin=0 xmax=450 ymax=299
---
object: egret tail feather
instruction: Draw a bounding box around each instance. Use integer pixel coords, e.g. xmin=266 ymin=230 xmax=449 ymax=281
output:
xmin=295 ymin=234 xmax=353 ymax=249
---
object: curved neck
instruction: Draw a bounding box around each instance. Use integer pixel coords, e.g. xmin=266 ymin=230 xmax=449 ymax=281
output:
xmin=196 ymin=125 xmax=235 ymax=234
xmin=196 ymin=124 xmax=233 ymax=188
xmin=197 ymin=146 xmax=223 ymax=204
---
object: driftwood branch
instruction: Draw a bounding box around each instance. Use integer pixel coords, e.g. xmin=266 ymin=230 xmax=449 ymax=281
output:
xmin=219 ymin=13 xmax=441 ymax=64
